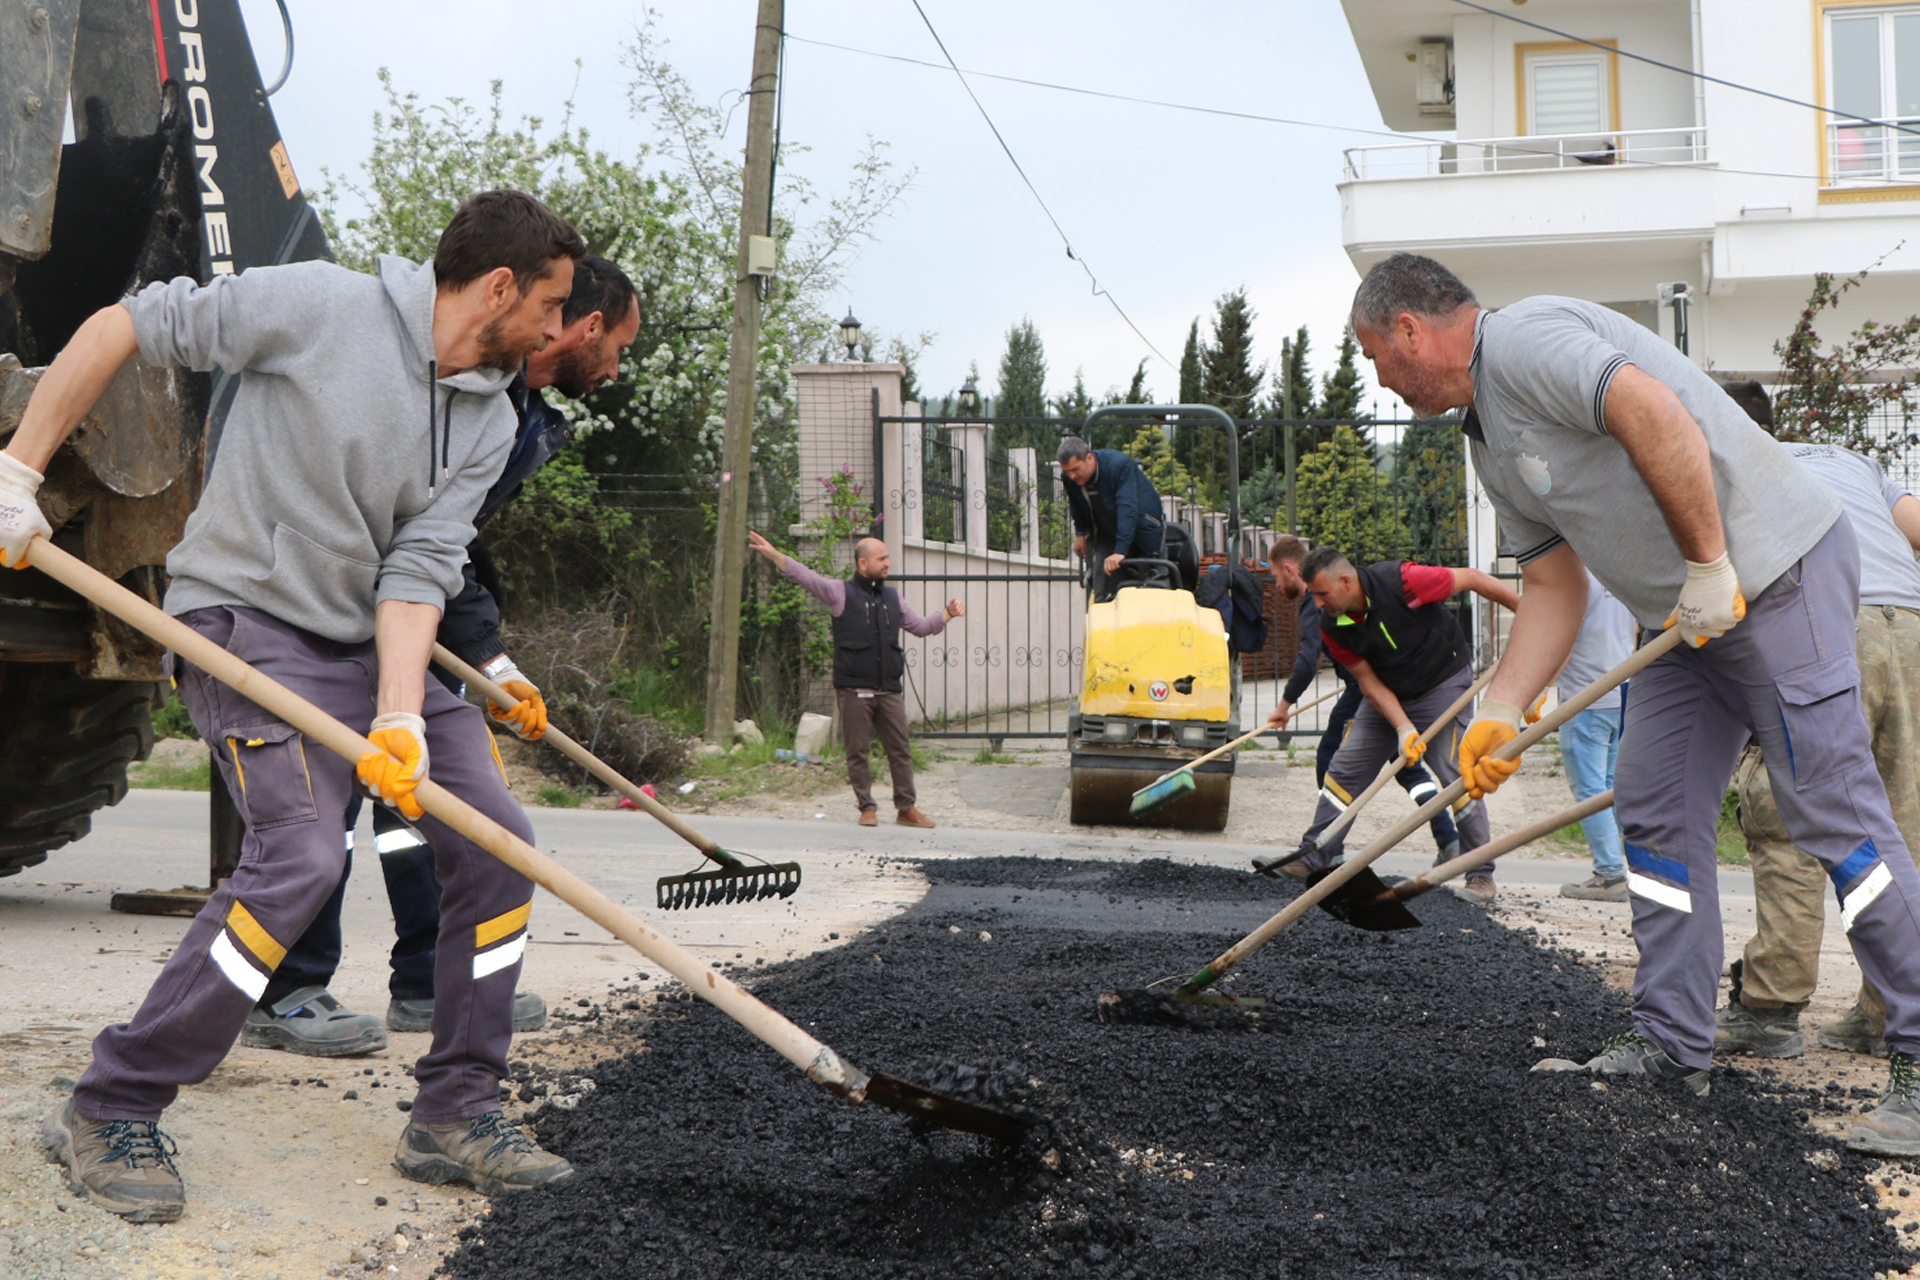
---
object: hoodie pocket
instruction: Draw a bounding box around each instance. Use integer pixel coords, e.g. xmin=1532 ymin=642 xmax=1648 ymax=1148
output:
xmin=254 ymin=525 xmax=381 ymax=621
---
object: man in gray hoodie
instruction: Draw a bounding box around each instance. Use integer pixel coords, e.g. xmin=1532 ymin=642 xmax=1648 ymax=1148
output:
xmin=0 ymin=189 xmax=584 ymax=1221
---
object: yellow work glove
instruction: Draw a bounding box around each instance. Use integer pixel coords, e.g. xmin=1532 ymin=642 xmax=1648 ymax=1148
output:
xmin=481 ymin=658 xmax=547 ymax=741
xmin=1665 ymin=552 xmax=1746 ymax=647
xmin=1525 ymin=690 xmax=1549 ymax=725
xmin=357 ymin=712 xmax=428 ymax=820
xmin=0 ymin=452 xmax=51 ymax=570
xmin=1459 ymin=699 xmax=1526 ymax=800
xmin=1397 ymin=723 xmax=1426 ymax=764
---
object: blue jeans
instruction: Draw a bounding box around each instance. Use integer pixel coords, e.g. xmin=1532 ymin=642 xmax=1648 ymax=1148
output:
xmin=1558 ymin=705 xmax=1623 ymax=877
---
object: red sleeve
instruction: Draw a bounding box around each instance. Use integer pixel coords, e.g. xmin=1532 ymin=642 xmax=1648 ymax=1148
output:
xmin=1322 ymin=630 xmax=1362 ymax=669
xmin=1400 ymin=562 xmax=1457 ymax=608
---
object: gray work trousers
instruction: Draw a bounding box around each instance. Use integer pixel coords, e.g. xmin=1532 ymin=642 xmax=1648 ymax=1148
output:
xmin=1298 ymin=664 xmax=1490 ymax=872
xmin=73 ymin=606 xmax=536 ymax=1125
xmin=1615 ymin=517 xmax=1920 ymax=1069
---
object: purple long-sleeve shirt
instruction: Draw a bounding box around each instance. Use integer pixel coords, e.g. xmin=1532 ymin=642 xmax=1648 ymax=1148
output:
xmin=778 ymin=557 xmax=949 ymax=636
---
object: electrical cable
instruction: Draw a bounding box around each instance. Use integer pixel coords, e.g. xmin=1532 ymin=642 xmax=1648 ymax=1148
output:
xmin=903 ymin=0 xmax=1172 ymax=368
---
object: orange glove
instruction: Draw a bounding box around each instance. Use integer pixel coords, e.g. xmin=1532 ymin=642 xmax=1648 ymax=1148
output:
xmin=0 ymin=452 xmax=50 ymax=570
xmin=1459 ymin=699 xmax=1526 ymax=799
xmin=1525 ymin=690 xmax=1549 ymax=725
xmin=357 ymin=712 xmax=428 ymax=820
xmin=1664 ymin=552 xmax=1746 ymax=647
xmin=1397 ymin=723 xmax=1426 ymax=764
xmin=481 ymin=658 xmax=547 ymax=741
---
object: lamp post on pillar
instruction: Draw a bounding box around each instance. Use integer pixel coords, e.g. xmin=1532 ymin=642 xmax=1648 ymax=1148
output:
xmin=839 ymin=309 xmax=863 ymax=362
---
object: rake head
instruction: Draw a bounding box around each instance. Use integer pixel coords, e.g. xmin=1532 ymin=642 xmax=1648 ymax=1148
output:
xmin=656 ymin=858 xmax=802 ymax=911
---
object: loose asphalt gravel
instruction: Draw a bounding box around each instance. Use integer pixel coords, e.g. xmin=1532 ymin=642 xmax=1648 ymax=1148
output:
xmin=447 ymin=857 xmax=1909 ymax=1280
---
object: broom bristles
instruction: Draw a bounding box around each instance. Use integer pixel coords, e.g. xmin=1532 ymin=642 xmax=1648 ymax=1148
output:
xmin=1128 ymin=769 xmax=1198 ymax=816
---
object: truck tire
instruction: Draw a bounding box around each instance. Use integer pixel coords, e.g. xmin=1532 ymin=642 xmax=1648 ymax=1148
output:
xmin=0 ymin=663 xmax=157 ymax=878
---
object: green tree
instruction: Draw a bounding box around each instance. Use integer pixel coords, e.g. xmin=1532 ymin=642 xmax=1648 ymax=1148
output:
xmin=1270 ymin=325 xmax=1314 ymax=420
xmin=1052 ymin=368 xmax=1094 ymax=423
xmin=1193 ymin=288 xmax=1264 ymax=504
xmin=1123 ymin=422 xmax=1192 ymax=503
xmin=1296 ymin=425 xmax=1405 ymax=562
xmin=1773 ymin=264 xmax=1920 ymax=467
xmin=1393 ymin=417 xmax=1466 ymax=563
xmin=1240 ymin=463 xmax=1286 ymax=529
xmin=997 ymin=317 xmax=1049 ymax=419
xmin=1178 ymin=320 xmax=1203 ymax=404
xmin=1318 ymin=328 xmax=1369 ymax=422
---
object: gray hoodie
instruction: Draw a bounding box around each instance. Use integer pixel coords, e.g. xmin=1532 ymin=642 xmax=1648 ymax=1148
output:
xmin=124 ymin=255 xmax=518 ymax=643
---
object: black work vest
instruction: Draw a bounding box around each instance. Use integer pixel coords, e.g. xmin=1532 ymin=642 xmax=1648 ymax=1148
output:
xmin=831 ymin=574 xmax=906 ymax=692
xmin=1324 ymin=561 xmax=1467 ymax=700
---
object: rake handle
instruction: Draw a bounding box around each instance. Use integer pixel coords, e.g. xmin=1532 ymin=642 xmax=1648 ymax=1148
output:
xmin=1180 ymin=627 xmax=1682 ymax=994
xmin=430 ymin=645 xmax=737 ymax=866
xmin=1312 ymin=662 xmax=1499 ymax=851
xmin=28 ymin=538 xmax=866 ymax=1100
xmin=1377 ymin=790 xmax=1615 ymax=903
xmin=1140 ymin=685 xmax=1343 ymax=791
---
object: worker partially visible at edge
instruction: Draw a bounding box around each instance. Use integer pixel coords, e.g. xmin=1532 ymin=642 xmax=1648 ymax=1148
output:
xmin=1264 ymin=533 xmax=1462 ymax=867
xmin=1256 ymin=543 xmax=1520 ymax=905
xmin=240 ymin=257 xmax=643 ymax=1060
xmin=1058 ymin=436 xmax=1164 ymax=602
xmin=1350 ymin=251 xmax=1920 ymax=1158
xmin=1552 ymin=569 xmax=1637 ymax=903
xmin=0 ymin=189 xmax=587 ymax=1220
xmin=746 ymin=531 xmax=964 ymax=829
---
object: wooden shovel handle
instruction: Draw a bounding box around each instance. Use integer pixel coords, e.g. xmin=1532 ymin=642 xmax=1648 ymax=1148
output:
xmin=1377 ymin=790 xmax=1615 ymax=903
xmin=1143 ymin=684 xmax=1343 ymax=788
xmin=28 ymin=538 xmax=866 ymax=1100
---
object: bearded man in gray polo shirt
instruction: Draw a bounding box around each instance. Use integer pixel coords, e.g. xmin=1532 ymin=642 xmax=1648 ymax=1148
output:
xmin=1348 ymin=252 xmax=1920 ymax=1157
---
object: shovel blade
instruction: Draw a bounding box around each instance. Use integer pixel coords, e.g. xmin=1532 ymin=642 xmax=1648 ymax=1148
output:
xmin=862 ymin=1071 xmax=1032 ymax=1142
xmin=1307 ymin=866 xmax=1421 ymax=932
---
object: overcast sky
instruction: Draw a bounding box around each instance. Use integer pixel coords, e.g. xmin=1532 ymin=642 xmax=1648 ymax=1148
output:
xmin=251 ymin=0 xmax=1414 ymax=414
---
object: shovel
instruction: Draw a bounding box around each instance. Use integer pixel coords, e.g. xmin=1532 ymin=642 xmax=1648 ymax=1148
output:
xmin=431 ymin=645 xmax=801 ymax=911
xmin=1374 ymin=790 xmax=1616 ymax=904
xmin=1172 ymin=626 xmax=1682 ymax=1001
xmin=1128 ymin=685 xmax=1342 ymax=818
xmin=27 ymin=537 xmax=1029 ymax=1143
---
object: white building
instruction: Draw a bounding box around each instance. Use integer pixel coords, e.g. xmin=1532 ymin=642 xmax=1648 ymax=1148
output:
xmin=1336 ymin=0 xmax=1920 ymax=379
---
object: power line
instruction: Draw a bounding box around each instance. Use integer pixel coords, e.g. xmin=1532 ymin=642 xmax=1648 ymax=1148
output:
xmin=902 ymin=0 xmax=1173 ymax=367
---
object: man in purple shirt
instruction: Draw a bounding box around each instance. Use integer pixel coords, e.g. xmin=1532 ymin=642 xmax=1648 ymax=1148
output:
xmin=747 ymin=531 xmax=963 ymax=827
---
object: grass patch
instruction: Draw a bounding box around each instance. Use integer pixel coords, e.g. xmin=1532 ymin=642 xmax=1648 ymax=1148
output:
xmin=151 ymin=693 xmax=198 ymax=741
xmin=536 ymin=786 xmax=585 ymax=808
xmin=1543 ymin=789 xmax=1750 ymax=865
xmin=969 ymin=744 xmax=1018 ymax=765
xmin=128 ymin=757 xmax=211 ymax=791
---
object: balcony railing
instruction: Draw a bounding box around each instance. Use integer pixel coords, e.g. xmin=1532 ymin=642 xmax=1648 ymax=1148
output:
xmin=1828 ymin=118 xmax=1920 ymax=185
xmin=1343 ymin=127 xmax=1708 ymax=181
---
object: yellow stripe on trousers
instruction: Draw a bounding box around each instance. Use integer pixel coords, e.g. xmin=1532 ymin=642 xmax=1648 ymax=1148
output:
xmin=227 ymin=900 xmax=287 ymax=969
xmin=475 ymin=901 xmax=532 ymax=950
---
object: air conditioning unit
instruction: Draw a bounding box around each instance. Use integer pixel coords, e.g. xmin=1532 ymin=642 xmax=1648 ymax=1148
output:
xmin=1415 ymin=41 xmax=1454 ymax=116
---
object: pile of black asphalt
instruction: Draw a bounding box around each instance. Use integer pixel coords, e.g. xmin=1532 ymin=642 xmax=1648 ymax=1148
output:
xmin=448 ymin=856 xmax=1908 ymax=1280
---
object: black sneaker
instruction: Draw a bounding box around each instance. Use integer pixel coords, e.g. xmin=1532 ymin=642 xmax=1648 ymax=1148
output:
xmin=40 ymin=1101 xmax=185 ymax=1222
xmin=1431 ymin=839 xmax=1461 ymax=868
xmin=1848 ymin=1051 xmax=1920 ymax=1156
xmin=1534 ymin=1031 xmax=1711 ymax=1096
xmin=1713 ymin=1000 xmax=1805 ymax=1059
xmin=1252 ymin=843 xmax=1318 ymax=880
xmin=394 ymin=1110 xmax=574 ymax=1195
xmin=387 ymin=991 xmax=549 ymax=1033
xmin=240 ymin=986 xmax=387 ymax=1057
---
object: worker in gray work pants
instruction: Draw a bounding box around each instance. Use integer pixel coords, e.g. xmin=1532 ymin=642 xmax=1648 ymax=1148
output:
xmin=1348 ymin=250 xmax=1920 ymax=1157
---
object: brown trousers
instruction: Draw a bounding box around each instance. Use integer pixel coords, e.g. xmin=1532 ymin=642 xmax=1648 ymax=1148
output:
xmin=1737 ymin=605 xmax=1920 ymax=1020
xmin=836 ymin=688 xmax=915 ymax=813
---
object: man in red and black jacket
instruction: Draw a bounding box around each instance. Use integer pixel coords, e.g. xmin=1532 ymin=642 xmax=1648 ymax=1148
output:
xmin=1279 ymin=544 xmax=1519 ymax=905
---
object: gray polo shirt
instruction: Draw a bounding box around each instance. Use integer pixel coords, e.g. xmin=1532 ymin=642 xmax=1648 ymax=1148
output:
xmin=1467 ymin=296 xmax=1840 ymax=628
xmin=1557 ymin=571 xmax=1636 ymax=711
xmin=1783 ymin=442 xmax=1920 ymax=610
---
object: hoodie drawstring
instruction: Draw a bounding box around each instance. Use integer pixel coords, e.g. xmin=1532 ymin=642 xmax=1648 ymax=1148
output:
xmin=428 ymin=359 xmax=438 ymax=497
xmin=442 ymin=388 xmax=454 ymax=488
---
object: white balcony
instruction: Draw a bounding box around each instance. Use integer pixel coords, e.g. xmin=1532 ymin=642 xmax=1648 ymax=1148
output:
xmin=1342 ymin=126 xmax=1708 ymax=181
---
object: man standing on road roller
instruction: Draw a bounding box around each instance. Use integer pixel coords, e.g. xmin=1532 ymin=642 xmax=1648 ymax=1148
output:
xmin=746 ymin=531 xmax=963 ymax=828
xmin=1255 ymin=543 xmax=1520 ymax=905
xmin=1263 ymin=533 xmax=1462 ymax=868
xmin=0 ymin=190 xmax=585 ymax=1220
xmin=1058 ymin=436 xmax=1165 ymax=602
xmin=1349 ymin=251 xmax=1920 ymax=1155
xmin=240 ymin=256 xmax=642 ymax=1060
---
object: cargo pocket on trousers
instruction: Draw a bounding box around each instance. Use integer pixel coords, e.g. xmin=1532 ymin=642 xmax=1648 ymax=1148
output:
xmin=224 ymin=721 xmax=319 ymax=830
xmin=1774 ymin=656 xmax=1860 ymax=792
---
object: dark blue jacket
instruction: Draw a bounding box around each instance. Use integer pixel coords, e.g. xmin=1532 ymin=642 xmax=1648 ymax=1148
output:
xmin=438 ymin=372 xmax=574 ymax=665
xmin=1283 ymin=594 xmax=1357 ymax=704
xmin=1061 ymin=448 xmax=1163 ymax=558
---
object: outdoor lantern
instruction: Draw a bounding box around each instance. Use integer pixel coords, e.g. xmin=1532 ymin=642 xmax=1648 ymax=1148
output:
xmin=838 ymin=309 xmax=863 ymax=361
xmin=958 ymin=375 xmax=980 ymax=417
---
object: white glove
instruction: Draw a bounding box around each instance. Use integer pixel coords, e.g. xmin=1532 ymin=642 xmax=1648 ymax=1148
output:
xmin=0 ymin=452 xmax=50 ymax=570
xmin=1665 ymin=552 xmax=1746 ymax=648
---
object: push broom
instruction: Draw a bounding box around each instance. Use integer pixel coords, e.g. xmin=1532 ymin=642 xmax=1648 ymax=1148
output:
xmin=28 ymin=537 xmax=1028 ymax=1142
xmin=1127 ymin=685 xmax=1342 ymax=818
xmin=431 ymin=645 xmax=801 ymax=912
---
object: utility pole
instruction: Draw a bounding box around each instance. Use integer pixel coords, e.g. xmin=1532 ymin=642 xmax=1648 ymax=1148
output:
xmin=703 ymin=0 xmax=784 ymax=745
xmin=1280 ymin=336 xmax=1297 ymax=535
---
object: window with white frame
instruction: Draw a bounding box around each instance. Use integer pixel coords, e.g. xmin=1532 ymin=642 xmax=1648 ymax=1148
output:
xmin=1826 ymin=5 xmax=1920 ymax=183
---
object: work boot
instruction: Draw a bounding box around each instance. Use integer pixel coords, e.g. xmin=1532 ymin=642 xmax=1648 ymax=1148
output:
xmin=1252 ymin=843 xmax=1317 ymax=880
xmin=240 ymin=986 xmax=387 ymax=1057
xmin=1432 ymin=839 xmax=1461 ymax=869
xmin=40 ymin=1101 xmax=185 ymax=1223
xmin=1848 ymin=1052 xmax=1920 ymax=1156
xmin=896 ymin=806 xmax=936 ymax=829
xmin=857 ymin=808 xmax=878 ymax=827
xmin=1534 ymin=1031 xmax=1710 ymax=1096
xmin=1453 ymin=875 xmax=1497 ymax=906
xmin=394 ymin=1110 xmax=574 ymax=1196
xmin=1561 ymin=873 xmax=1628 ymax=902
xmin=1819 ymin=1002 xmax=1889 ymax=1057
xmin=387 ymin=991 xmax=548 ymax=1034
xmin=1714 ymin=1000 xmax=1806 ymax=1058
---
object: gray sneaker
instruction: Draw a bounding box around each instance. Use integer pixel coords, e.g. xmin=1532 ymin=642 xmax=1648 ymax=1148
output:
xmin=1819 ymin=1002 xmax=1889 ymax=1057
xmin=1534 ymin=1031 xmax=1711 ymax=1096
xmin=40 ymin=1101 xmax=184 ymax=1223
xmin=240 ymin=986 xmax=387 ymax=1057
xmin=1714 ymin=1000 xmax=1805 ymax=1059
xmin=1453 ymin=875 xmax=1497 ymax=906
xmin=394 ymin=1110 xmax=574 ymax=1196
xmin=1432 ymin=839 xmax=1461 ymax=868
xmin=1560 ymin=874 xmax=1629 ymax=902
xmin=1848 ymin=1052 xmax=1920 ymax=1156
xmin=387 ymin=991 xmax=549 ymax=1033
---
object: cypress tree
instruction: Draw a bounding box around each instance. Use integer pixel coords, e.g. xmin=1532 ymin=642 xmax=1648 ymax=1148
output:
xmin=997 ymin=318 xmax=1049 ymax=420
